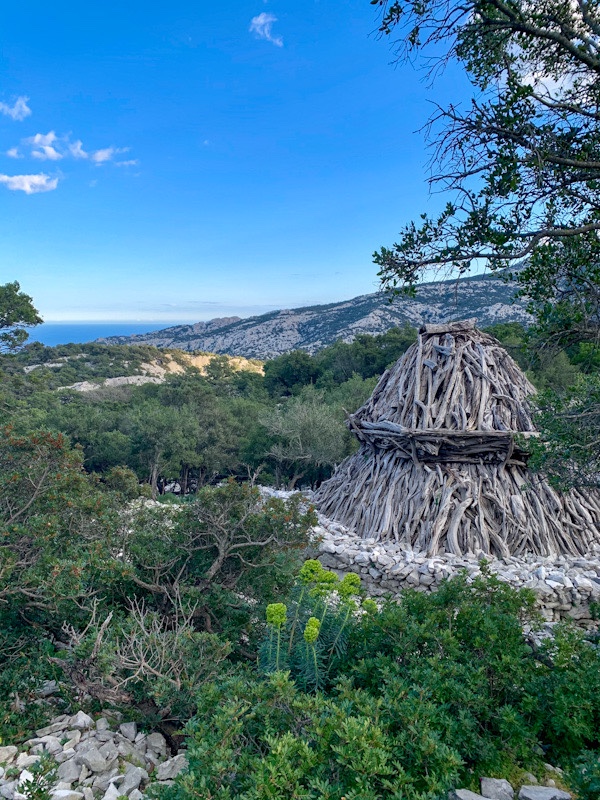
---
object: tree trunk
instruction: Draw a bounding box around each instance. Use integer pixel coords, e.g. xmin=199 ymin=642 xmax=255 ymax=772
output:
xmin=180 ymin=463 xmax=189 ymax=496
xmin=288 ymin=471 xmax=305 ymax=490
xmin=150 ymin=461 xmax=160 ymax=501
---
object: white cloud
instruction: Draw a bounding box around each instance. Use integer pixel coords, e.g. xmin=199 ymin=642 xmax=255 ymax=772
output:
xmin=31 ymin=146 xmax=62 ymax=160
xmin=69 ymin=139 xmax=88 ymax=159
xmin=6 ymin=130 xmax=135 ymax=181
xmin=0 ymin=96 xmax=32 ymax=122
xmin=26 ymin=132 xmax=57 ymax=147
xmin=0 ymin=173 xmax=58 ymax=194
xmin=19 ymin=133 xmax=131 ymax=166
xmin=25 ymin=131 xmax=63 ymax=161
xmin=91 ymin=146 xmax=127 ymax=164
xmin=249 ymin=13 xmax=283 ymax=47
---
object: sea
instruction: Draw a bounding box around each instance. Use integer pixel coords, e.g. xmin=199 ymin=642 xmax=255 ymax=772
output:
xmin=25 ymin=322 xmax=185 ymax=348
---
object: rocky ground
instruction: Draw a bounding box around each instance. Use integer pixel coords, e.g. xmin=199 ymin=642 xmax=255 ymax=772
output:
xmin=452 ymin=778 xmax=570 ymax=800
xmin=0 ymin=707 xmax=186 ymax=800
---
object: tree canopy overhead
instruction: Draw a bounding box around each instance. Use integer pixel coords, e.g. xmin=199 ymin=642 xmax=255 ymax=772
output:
xmin=372 ymin=0 xmax=600 ymax=343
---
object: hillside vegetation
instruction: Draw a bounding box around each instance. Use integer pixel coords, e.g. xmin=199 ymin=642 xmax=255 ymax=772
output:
xmin=2 ymin=323 xmax=596 ymax=494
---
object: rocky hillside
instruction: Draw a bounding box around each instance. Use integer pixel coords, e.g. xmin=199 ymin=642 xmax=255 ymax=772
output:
xmin=60 ymin=352 xmax=263 ymax=392
xmin=99 ymin=273 xmax=531 ymax=359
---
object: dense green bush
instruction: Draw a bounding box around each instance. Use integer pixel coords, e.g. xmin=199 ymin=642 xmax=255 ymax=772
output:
xmin=566 ymin=751 xmax=600 ymax=800
xmin=169 ymin=670 xmax=462 ymax=800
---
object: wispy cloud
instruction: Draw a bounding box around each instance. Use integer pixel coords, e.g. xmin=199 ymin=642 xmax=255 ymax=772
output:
xmin=69 ymin=139 xmax=88 ymax=159
xmin=0 ymin=173 xmax=58 ymax=194
xmin=91 ymin=146 xmax=127 ymax=164
xmin=249 ymin=13 xmax=283 ymax=47
xmin=0 ymin=96 xmax=32 ymax=122
xmin=25 ymin=131 xmax=63 ymax=161
xmin=15 ymin=132 xmax=131 ymax=166
xmin=69 ymin=139 xmax=129 ymax=165
xmin=114 ymin=159 xmax=139 ymax=167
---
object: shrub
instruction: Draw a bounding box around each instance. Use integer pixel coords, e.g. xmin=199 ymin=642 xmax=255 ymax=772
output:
xmin=566 ymin=751 xmax=600 ymax=800
xmin=166 ymin=670 xmax=462 ymax=800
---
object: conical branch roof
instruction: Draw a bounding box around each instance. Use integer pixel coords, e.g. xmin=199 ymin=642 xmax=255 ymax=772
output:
xmin=356 ymin=318 xmax=535 ymax=433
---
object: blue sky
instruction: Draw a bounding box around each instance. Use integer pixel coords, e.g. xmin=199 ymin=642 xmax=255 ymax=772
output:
xmin=0 ymin=0 xmax=468 ymax=323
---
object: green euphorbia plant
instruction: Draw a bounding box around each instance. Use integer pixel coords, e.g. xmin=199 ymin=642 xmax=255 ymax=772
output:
xmin=260 ymin=559 xmax=372 ymax=690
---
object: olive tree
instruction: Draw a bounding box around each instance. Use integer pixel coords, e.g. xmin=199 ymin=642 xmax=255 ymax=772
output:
xmin=261 ymin=389 xmax=349 ymax=487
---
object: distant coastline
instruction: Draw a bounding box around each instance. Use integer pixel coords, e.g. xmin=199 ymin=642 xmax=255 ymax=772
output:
xmin=25 ymin=322 xmax=191 ymax=348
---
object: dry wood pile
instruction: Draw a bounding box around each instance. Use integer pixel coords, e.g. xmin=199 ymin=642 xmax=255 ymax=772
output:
xmin=316 ymin=320 xmax=600 ymax=557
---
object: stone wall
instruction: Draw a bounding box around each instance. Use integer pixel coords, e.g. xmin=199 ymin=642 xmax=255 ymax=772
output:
xmin=314 ymin=515 xmax=600 ymax=627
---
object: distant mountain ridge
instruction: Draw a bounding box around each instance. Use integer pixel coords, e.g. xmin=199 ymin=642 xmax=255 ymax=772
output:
xmin=98 ymin=273 xmax=531 ymax=359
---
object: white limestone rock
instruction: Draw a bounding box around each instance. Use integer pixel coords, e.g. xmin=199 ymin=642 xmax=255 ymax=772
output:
xmin=0 ymin=749 xmax=18 ymax=766
xmin=146 ymin=732 xmax=167 ymax=756
xmin=0 ymin=781 xmax=17 ymax=800
xmin=480 ymin=778 xmax=514 ymax=800
xmin=119 ymin=767 xmax=148 ymax=796
xmin=15 ymin=756 xmax=39 ymax=770
xmin=57 ymin=760 xmax=81 ymax=784
xmin=17 ymin=771 xmax=34 ymax=788
xmin=518 ymin=788 xmax=571 ymax=800
xmin=36 ymin=719 xmax=70 ymax=738
xmin=100 ymin=785 xmax=120 ymax=800
xmin=51 ymin=791 xmax=84 ymax=800
xmin=69 ymin=713 xmax=94 ymax=732
xmin=155 ymin=755 xmax=188 ymax=781
xmin=78 ymin=748 xmax=108 ymax=774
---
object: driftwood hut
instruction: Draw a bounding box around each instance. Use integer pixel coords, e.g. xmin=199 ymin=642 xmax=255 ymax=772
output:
xmin=316 ymin=319 xmax=600 ymax=557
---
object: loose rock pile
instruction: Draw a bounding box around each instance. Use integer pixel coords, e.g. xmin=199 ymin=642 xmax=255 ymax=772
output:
xmin=0 ymin=710 xmax=187 ymax=800
xmin=451 ymin=775 xmax=570 ymax=800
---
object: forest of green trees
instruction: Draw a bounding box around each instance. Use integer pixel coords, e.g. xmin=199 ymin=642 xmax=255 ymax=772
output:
xmin=2 ymin=319 xmax=596 ymax=496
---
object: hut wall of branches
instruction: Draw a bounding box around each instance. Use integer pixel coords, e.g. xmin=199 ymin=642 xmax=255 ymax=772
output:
xmin=316 ymin=320 xmax=600 ymax=557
